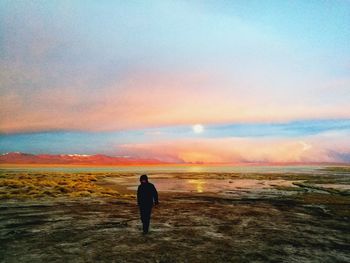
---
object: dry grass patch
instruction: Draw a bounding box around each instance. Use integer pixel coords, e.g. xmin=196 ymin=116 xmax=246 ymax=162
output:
xmin=0 ymin=171 xmax=132 ymax=199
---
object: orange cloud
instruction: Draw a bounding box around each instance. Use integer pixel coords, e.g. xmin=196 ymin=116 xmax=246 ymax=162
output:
xmin=1 ymin=70 xmax=350 ymax=133
xmin=116 ymin=135 xmax=345 ymax=164
xmin=1 ymin=1 xmax=349 ymax=135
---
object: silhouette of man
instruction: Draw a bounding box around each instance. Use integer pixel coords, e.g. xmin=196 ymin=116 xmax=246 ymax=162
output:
xmin=137 ymin=174 xmax=158 ymax=234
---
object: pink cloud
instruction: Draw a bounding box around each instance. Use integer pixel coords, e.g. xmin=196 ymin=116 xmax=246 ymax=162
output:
xmin=116 ymin=133 xmax=350 ymax=163
xmin=1 ymin=69 xmax=350 ymax=133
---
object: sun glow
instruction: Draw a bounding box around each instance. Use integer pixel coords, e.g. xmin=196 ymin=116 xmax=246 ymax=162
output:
xmin=188 ymin=179 xmax=205 ymax=193
xmin=193 ymin=124 xmax=204 ymax=134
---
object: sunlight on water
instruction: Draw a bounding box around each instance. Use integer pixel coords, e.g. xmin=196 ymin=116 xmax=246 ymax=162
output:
xmin=187 ymin=179 xmax=205 ymax=193
xmin=113 ymin=177 xmax=297 ymax=193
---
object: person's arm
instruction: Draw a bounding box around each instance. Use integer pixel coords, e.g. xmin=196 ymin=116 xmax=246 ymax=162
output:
xmin=137 ymin=186 xmax=141 ymax=206
xmin=153 ymin=185 xmax=159 ymax=205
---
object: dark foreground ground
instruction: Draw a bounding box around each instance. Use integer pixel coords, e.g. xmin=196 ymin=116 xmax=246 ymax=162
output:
xmin=0 ymin=167 xmax=349 ymax=262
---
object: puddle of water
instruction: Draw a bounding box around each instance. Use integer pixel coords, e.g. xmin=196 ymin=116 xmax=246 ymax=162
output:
xmin=315 ymin=184 xmax=350 ymax=190
xmin=106 ymin=177 xmax=296 ymax=194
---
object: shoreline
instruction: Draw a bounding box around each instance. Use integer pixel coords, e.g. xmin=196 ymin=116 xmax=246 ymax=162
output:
xmin=1 ymin=162 xmax=349 ymax=168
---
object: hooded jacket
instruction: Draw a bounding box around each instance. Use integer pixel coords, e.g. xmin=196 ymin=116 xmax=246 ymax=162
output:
xmin=137 ymin=175 xmax=159 ymax=207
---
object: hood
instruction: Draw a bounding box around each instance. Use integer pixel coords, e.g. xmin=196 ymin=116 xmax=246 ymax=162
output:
xmin=140 ymin=174 xmax=148 ymax=183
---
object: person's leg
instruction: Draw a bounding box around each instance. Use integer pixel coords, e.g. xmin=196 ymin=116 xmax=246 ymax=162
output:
xmin=140 ymin=207 xmax=148 ymax=233
xmin=139 ymin=208 xmax=143 ymax=222
xmin=140 ymin=207 xmax=146 ymax=230
xmin=143 ymin=206 xmax=152 ymax=233
xmin=143 ymin=218 xmax=149 ymax=233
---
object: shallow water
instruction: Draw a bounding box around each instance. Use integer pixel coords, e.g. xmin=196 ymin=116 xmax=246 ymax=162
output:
xmin=315 ymin=183 xmax=350 ymax=190
xmin=106 ymin=176 xmax=297 ymax=194
xmin=0 ymin=164 xmax=329 ymax=174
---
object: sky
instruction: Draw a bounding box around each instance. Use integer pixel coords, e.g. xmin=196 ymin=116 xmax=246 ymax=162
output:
xmin=0 ymin=0 xmax=350 ymax=163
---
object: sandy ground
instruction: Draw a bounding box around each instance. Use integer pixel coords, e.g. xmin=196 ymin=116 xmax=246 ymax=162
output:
xmin=0 ymin=168 xmax=350 ymax=262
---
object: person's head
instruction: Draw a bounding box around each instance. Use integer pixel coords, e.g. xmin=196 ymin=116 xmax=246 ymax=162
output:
xmin=140 ymin=174 xmax=148 ymax=184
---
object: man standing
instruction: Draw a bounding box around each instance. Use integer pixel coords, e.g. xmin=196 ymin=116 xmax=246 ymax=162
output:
xmin=137 ymin=174 xmax=159 ymax=234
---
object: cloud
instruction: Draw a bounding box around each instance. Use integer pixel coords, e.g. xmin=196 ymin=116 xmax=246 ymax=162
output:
xmin=1 ymin=67 xmax=350 ymax=134
xmin=1 ymin=1 xmax=349 ymax=134
xmin=116 ymin=131 xmax=350 ymax=163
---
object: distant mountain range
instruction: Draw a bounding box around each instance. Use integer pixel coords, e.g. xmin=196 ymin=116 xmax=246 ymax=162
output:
xmin=0 ymin=152 xmax=167 ymax=165
xmin=0 ymin=152 xmax=347 ymax=166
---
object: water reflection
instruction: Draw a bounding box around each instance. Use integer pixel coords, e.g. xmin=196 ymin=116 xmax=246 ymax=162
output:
xmin=111 ymin=177 xmax=297 ymax=194
xmin=187 ymin=179 xmax=205 ymax=193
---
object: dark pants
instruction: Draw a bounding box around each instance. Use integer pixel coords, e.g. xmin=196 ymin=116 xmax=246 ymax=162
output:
xmin=139 ymin=205 xmax=152 ymax=233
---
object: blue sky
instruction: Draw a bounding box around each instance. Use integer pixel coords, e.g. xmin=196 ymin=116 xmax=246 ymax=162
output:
xmin=1 ymin=119 xmax=350 ymax=161
xmin=0 ymin=1 xmax=349 ymax=163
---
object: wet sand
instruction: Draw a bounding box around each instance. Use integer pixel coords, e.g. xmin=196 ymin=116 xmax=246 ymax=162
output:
xmin=0 ymin=167 xmax=350 ymax=262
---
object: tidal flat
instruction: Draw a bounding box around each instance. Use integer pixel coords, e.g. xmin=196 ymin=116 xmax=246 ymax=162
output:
xmin=0 ymin=166 xmax=349 ymax=262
